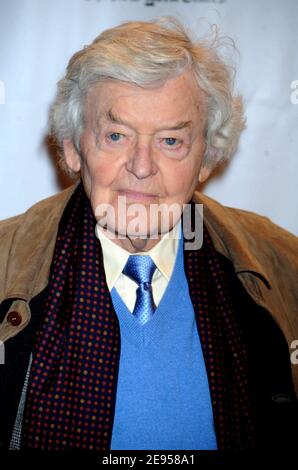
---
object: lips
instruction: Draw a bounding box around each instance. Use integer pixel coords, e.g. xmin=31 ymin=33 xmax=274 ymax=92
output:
xmin=118 ymin=189 xmax=158 ymax=202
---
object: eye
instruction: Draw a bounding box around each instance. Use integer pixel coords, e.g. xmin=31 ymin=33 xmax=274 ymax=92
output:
xmin=108 ymin=132 xmax=123 ymax=142
xmin=164 ymin=137 xmax=179 ymax=146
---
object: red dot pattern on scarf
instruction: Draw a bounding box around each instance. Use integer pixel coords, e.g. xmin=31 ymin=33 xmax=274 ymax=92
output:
xmin=22 ymin=184 xmax=120 ymax=450
xmin=184 ymin=211 xmax=256 ymax=450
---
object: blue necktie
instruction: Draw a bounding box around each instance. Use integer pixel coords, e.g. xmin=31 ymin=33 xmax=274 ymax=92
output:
xmin=122 ymin=255 xmax=157 ymax=325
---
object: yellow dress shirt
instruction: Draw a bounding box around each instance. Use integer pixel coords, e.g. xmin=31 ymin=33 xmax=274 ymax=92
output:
xmin=95 ymin=221 xmax=181 ymax=312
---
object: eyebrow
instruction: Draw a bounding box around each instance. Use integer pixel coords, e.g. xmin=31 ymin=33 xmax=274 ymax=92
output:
xmin=105 ymin=109 xmax=192 ymax=131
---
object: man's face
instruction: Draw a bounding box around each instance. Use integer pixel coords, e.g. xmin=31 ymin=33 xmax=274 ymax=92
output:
xmin=64 ymin=71 xmax=210 ymax=249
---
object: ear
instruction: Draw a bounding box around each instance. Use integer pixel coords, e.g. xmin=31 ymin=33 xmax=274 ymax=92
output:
xmin=62 ymin=139 xmax=81 ymax=173
xmin=198 ymin=164 xmax=212 ymax=183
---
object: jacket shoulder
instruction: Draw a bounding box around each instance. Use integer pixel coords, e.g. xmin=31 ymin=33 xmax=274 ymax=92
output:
xmin=194 ymin=190 xmax=298 ymax=292
xmin=0 ymin=184 xmax=76 ymax=238
xmin=0 ymin=184 xmax=77 ymax=299
xmin=196 ymin=190 xmax=298 ymax=245
xmin=222 ymin=201 xmax=298 ymax=258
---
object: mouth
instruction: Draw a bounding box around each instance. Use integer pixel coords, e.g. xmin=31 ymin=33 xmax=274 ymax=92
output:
xmin=117 ymin=189 xmax=158 ymax=202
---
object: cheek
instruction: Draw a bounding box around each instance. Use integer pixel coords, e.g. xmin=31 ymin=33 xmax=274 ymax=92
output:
xmin=79 ymin=131 xmax=123 ymax=188
xmin=160 ymin=137 xmax=204 ymax=198
xmin=161 ymin=161 xmax=198 ymax=198
xmin=82 ymin=153 xmax=121 ymax=189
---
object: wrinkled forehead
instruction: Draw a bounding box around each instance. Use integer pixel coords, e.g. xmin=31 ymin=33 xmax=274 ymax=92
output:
xmin=83 ymin=73 xmax=207 ymax=130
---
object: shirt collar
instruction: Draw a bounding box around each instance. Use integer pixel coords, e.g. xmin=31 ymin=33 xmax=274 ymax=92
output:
xmin=95 ymin=220 xmax=182 ymax=290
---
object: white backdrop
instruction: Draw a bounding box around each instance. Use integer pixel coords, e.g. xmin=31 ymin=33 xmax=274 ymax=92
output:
xmin=0 ymin=0 xmax=297 ymax=235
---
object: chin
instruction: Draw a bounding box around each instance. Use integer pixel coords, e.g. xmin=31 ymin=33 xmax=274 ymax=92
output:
xmin=121 ymin=225 xmax=161 ymax=240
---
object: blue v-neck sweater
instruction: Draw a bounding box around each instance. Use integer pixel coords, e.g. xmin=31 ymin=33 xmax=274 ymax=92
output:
xmin=110 ymin=231 xmax=217 ymax=450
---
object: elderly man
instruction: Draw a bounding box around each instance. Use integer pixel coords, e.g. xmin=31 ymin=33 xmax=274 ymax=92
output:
xmin=0 ymin=18 xmax=297 ymax=452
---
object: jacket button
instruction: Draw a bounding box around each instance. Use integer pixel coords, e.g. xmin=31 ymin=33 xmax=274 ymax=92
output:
xmin=7 ymin=311 xmax=22 ymax=326
xmin=271 ymin=393 xmax=291 ymax=404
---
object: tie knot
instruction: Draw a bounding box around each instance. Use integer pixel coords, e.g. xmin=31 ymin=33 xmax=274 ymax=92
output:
xmin=123 ymin=255 xmax=156 ymax=286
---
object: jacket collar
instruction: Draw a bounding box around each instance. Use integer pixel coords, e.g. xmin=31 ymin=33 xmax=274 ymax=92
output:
xmin=2 ymin=181 xmax=271 ymax=302
xmin=192 ymin=191 xmax=271 ymax=289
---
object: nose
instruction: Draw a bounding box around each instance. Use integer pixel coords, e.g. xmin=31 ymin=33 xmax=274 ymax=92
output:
xmin=126 ymin=138 xmax=157 ymax=179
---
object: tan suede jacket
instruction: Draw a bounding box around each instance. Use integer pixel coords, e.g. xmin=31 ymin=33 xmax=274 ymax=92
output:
xmin=0 ymin=182 xmax=298 ymax=395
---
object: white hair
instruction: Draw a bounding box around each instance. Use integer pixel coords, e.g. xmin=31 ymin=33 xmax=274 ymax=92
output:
xmin=49 ymin=17 xmax=245 ymax=177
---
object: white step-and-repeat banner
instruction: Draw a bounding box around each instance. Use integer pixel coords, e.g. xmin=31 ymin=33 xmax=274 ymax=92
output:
xmin=0 ymin=0 xmax=297 ymax=234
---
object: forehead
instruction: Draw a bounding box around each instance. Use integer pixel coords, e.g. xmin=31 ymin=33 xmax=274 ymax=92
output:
xmin=84 ymin=72 xmax=206 ymax=128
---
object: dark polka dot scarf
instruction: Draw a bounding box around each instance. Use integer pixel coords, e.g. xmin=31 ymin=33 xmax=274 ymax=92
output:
xmin=183 ymin=204 xmax=256 ymax=450
xmin=21 ymin=181 xmax=256 ymax=450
